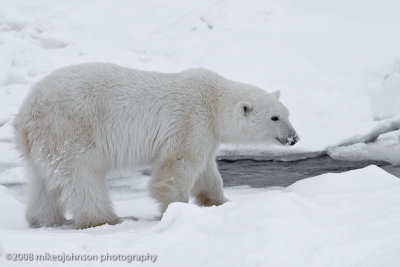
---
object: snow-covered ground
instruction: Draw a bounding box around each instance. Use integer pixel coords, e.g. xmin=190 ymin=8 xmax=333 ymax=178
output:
xmin=1 ymin=0 xmax=400 ymax=266
xmin=1 ymin=166 xmax=400 ymax=266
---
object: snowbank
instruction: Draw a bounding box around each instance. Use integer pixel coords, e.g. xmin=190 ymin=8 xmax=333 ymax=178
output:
xmin=0 ymin=166 xmax=399 ymax=266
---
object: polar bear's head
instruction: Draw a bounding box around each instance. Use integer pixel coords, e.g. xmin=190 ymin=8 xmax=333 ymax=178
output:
xmin=216 ymin=83 xmax=299 ymax=146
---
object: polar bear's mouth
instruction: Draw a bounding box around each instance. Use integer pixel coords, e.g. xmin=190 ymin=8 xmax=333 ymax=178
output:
xmin=275 ymin=137 xmax=287 ymax=145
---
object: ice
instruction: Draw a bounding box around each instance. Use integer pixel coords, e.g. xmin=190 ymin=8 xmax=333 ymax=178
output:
xmin=328 ymin=135 xmax=400 ymax=164
xmin=328 ymin=116 xmax=400 ymax=163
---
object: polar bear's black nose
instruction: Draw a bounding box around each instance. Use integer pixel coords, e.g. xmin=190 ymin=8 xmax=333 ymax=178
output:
xmin=288 ymin=134 xmax=299 ymax=146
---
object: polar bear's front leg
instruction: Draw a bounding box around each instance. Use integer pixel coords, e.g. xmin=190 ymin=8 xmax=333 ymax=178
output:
xmin=149 ymin=156 xmax=204 ymax=214
xmin=192 ymin=160 xmax=228 ymax=207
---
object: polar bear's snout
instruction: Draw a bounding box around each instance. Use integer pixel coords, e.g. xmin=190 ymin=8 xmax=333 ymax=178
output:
xmin=276 ymin=132 xmax=299 ymax=146
xmin=287 ymin=133 xmax=299 ymax=146
xmin=276 ymin=122 xmax=299 ymax=146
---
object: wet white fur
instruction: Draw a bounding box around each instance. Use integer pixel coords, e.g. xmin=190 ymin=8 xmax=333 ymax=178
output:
xmin=13 ymin=63 xmax=296 ymax=229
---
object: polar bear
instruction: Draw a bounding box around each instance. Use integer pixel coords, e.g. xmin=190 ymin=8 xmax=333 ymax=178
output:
xmin=13 ymin=63 xmax=299 ymax=229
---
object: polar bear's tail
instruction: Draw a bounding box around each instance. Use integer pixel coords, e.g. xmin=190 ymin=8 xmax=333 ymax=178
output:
xmin=13 ymin=114 xmax=31 ymax=156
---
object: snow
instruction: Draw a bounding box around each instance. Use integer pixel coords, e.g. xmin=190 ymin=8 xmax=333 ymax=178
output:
xmin=0 ymin=186 xmax=25 ymax=229
xmin=1 ymin=0 xmax=400 ymax=266
xmin=1 ymin=166 xmax=400 ymax=266
xmin=371 ymin=60 xmax=400 ymax=120
xmin=0 ymin=0 xmax=400 ymax=153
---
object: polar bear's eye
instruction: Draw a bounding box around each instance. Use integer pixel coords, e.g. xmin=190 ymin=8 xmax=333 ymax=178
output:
xmin=271 ymin=116 xmax=279 ymax=121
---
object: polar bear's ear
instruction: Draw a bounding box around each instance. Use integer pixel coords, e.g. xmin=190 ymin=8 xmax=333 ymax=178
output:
xmin=271 ymin=90 xmax=281 ymax=99
xmin=240 ymin=101 xmax=253 ymax=116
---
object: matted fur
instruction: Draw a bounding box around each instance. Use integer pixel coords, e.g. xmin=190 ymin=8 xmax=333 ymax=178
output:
xmin=13 ymin=63 xmax=297 ymax=229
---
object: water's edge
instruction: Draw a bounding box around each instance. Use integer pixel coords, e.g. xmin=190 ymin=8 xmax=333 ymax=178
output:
xmin=217 ymin=155 xmax=399 ymax=188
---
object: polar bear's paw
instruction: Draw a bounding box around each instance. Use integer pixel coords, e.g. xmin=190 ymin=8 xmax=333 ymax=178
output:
xmin=195 ymin=192 xmax=229 ymax=207
xmin=28 ymin=216 xmax=69 ymax=228
xmin=74 ymin=216 xmax=122 ymax=230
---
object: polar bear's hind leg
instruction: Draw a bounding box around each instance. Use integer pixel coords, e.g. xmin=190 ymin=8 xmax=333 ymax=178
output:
xmin=25 ymin=163 xmax=67 ymax=228
xmin=63 ymin=161 xmax=120 ymax=229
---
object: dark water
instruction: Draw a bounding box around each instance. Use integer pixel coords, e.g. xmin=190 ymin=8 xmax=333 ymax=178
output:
xmin=2 ymin=156 xmax=400 ymax=193
xmin=217 ymin=155 xmax=400 ymax=188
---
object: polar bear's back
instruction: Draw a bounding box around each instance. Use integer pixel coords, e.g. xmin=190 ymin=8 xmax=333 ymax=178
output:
xmin=31 ymin=63 xmax=181 ymax=106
